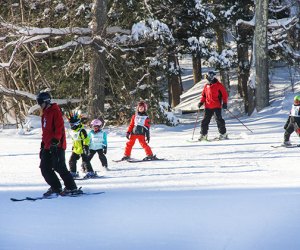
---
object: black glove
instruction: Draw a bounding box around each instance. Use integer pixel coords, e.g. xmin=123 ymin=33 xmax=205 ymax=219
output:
xmin=103 ymin=146 xmax=107 ymax=154
xmin=39 ymin=148 xmax=43 ymax=159
xmin=222 ymin=103 xmax=227 ymax=110
xmin=198 ymin=102 xmax=203 ymax=109
xmin=50 ymin=138 xmax=59 ymax=153
xmin=83 ymin=145 xmax=89 ymax=155
xmin=126 ymin=132 xmax=131 ymax=140
xmin=146 ymin=136 xmax=150 ymax=143
xmin=39 ymin=142 xmax=44 ymax=159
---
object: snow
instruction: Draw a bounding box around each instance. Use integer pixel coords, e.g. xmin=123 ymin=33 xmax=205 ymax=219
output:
xmin=2 ymin=66 xmax=300 ymax=249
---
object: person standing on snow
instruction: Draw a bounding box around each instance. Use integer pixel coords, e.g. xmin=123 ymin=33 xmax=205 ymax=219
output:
xmin=87 ymin=119 xmax=108 ymax=170
xmin=121 ymin=101 xmax=157 ymax=161
xmin=36 ymin=92 xmax=82 ymax=197
xmin=283 ymin=95 xmax=300 ymax=145
xmin=67 ymin=111 xmax=96 ymax=178
xmin=198 ymin=71 xmax=228 ymax=141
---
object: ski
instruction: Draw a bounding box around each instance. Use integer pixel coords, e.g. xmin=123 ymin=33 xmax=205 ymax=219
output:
xmin=74 ymin=175 xmax=104 ymax=181
xmin=10 ymin=191 xmax=104 ymax=202
xmin=271 ymin=144 xmax=300 ymax=148
xmin=113 ymin=155 xmax=164 ymax=163
xmin=187 ymin=136 xmax=240 ymax=143
xmin=127 ymin=158 xmax=165 ymax=163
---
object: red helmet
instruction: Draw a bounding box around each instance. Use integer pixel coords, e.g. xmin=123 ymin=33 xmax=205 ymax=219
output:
xmin=137 ymin=101 xmax=148 ymax=112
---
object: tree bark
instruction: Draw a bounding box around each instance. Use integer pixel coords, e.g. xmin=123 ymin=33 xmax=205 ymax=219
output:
xmin=88 ymin=0 xmax=107 ymax=118
xmin=192 ymin=53 xmax=202 ymax=84
xmin=168 ymin=52 xmax=182 ymax=108
xmin=215 ymin=25 xmax=230 ymax=92
xmin=254 ymin=0 xmax=269 ymax=111
xmin=236 ymin=24 xmax=252 ymax=114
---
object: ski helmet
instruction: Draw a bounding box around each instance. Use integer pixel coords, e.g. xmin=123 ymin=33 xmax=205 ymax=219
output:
xmin=66 ymin=111 xmax=81 ymax=130
xmin=137 ymin=100 xmax=148 ymax=112
xmin=294 ymin=95 xmax=300 ymax=104
xmin=90 ymin=119 xmax=102 ymax=127
xmin=206 ymin=71 xmax=216 ymax=82
xmin=36 ymin=92 xmax=51 ymax=105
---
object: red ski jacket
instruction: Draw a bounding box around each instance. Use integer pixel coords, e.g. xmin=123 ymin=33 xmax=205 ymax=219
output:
xmin=127 ymin=113 xmax=150 ymax=136
xmin=200 ymin=80 xmax=228 ymax=109
xmin=41 ymin=103 xmax=67 ymax=150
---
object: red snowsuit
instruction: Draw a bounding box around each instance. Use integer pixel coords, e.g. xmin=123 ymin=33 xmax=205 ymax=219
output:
xmin=124 ymin=112 xmax=153 ymax=157
xmin=41 ymin=103 xmax=67 ymax=150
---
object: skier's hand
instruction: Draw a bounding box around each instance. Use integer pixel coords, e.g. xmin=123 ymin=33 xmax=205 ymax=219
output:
xmin=126 ymin=132 xmax=131 ymax=140
xmin=50 ymin=138 xmax=59 ymax=153
xmin=39 ymin=148 xmax=43 ymax=159
xmin=83 ymin=145 xmax=89 ymax=155
xmin=198 ymin=102 xmax=203 ymax=109
xmin=297 ymin=128 xmax=300 ymax=135
xmin=103 ymin=146 xmax=107 ymax=154
xmin=222 ymin=103 xmax=228 ymax=110
xmin=146 ymin=136 xmax=150 ymax=143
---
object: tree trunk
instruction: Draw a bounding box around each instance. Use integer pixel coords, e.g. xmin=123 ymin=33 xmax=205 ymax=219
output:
xmin=237 ymin=24 xmax=252 ymax=114
xmin=88 ymin=0 xmax=107 ymax=118
xmin=168 ymin=52 xmax=182 ymax=108
xmin=192 ymin=53 xmax=202 ymax=84
xmin=254 ymin=0 xmax=269 ymax=111
xmin=215 ymin=26 xmax=230 ymax=92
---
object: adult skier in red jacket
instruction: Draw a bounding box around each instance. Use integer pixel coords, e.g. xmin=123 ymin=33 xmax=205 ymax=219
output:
xmin=37 ymin=92 xmax=82 ymax=197
xmin=198 ymin=71 xmax=228 ymax=141
xmin=121 ymin=101 xmax=156 ymax=161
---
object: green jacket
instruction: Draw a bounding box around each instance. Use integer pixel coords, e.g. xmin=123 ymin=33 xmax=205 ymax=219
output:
xmin=69 ymin=124 xmax=90 ymax=155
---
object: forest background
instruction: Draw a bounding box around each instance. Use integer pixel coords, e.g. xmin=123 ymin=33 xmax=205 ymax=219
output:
xmin=1 ymin=0 xmax=300 ymax=126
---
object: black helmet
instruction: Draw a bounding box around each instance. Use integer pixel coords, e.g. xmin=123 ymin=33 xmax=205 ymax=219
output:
xmin=36 ymin=92 xmax=51 ymax=105
xmin=206 ymin=71 xmax=216 ymax=82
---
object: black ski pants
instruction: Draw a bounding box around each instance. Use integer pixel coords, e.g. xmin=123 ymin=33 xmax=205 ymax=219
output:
xmin=88 ymin=149 xmax=108 ymax=167
xmin=69 ymin=152 xmax=93 ymax=173
xmin=284 ymin=116 xmax=300 ymax=141
xmin=40 ymin=148 xmax=77 ymax=191
xmin=200 ymin=108 xmax=226 ymax=136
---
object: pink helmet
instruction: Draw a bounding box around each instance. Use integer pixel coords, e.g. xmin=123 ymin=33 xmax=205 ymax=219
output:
xmin=137 ymin=100 xmax=148 ymax=112
xmin=90 ymin=119 xmax=102 ymax=127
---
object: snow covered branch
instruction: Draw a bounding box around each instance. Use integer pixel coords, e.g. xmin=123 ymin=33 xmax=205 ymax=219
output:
xmin=33 ymin=36 xmax=93 ymax=56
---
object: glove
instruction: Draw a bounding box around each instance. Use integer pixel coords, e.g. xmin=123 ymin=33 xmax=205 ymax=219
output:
xmin=103 ymin=146 xmax=107 ymax=154
xmin=50 ymin=138 xmax=59 ymax=153
xmin=198 ymin=102 xmax=203 ymax=109
xmin=83 ymin=145 xmax=89 ymax=155
xmin=126 ymin=132 xmax=131 ymax=140
xmin=222 ymin=103 xmax=228 ymax=110
xmin=296 ymin=128 xmax=300 ymax=135
xmin=40 ymin=142 xmax=44 ymax=159
xmin=146 ymin=136 xmax=150 ymax=143
xmin=39 ymin=148 xmax=43 ymax=159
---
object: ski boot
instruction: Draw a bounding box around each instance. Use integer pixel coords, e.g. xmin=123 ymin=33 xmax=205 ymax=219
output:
xmin=198 ymin=134 xmax=208 ymax=141
xmin=60 ymin=187 xmax=83 ymax=196
xmin=70 ymin=172 xmax=79 ymax=178
xmin=218 ymin=133 xmax=228 ymax=140
xmin=43 ymin=187 xmax=62 ymax=197
xmin=143 ymin=155 xmax=158 ymax=161
xmin=83 ymin=171 xmax=97 ymax=179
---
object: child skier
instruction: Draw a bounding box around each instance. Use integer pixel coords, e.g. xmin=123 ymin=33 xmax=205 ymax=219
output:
xmin=87 ymin=119 xmax=108 ymax=170
xmin=283 ymin=95 xmax=300 ymax=145
xmin=121 ymin=100 xmax=157 ymax=161
xmin=67 ymin=111 xmax=96 ymax=178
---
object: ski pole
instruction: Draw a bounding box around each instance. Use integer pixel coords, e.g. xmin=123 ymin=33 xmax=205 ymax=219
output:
xmin=225 ymin=109 xmax=254 ymax=133
xmin=192 ymin=109 xmax=200 ymax=140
